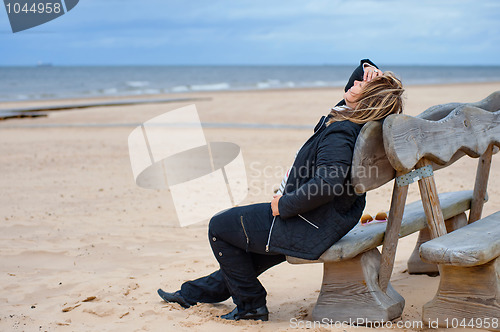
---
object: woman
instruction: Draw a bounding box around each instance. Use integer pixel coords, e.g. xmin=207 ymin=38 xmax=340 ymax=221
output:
xmin=157 ymin=59 xmax=404 ymax=321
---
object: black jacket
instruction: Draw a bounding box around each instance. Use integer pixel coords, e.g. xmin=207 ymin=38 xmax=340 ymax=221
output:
xmin=268 ymin=59 xmax=377 ymax=260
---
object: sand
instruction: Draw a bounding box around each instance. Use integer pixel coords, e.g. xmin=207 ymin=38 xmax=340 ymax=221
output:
xmin=1 ymin=82 xmax=500 ymax=331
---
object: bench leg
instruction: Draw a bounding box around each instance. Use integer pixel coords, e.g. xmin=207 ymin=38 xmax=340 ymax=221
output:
xmin=312 ymin=248 xmax=404 ymax=323
xmin=407 ymin=213 xmax=467 ymax=275
xmin=422 ymin=258 xmax=500 ymax=330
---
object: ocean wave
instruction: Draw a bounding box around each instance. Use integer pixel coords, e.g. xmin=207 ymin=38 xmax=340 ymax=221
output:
xmin=126 ymin=81 xmax=150 ymax=88
xmin=171 ymin=85 xmax=190 ymax=92
xmin=256 ymin=79 xmax=282 ymax=89
xmin=100 ymin=88 xmax=119 ymax=95
xmin=190 ymin=83 xmax=231 ymax=91
xmin=2 ymin=65 xmax=499 ymax=102
xmin=130 ymin=89 xmax=161 ymax=95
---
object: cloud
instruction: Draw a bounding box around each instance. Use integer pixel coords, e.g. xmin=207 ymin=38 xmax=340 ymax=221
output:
xmin=0 ymin=0 xmax=498 ymax=65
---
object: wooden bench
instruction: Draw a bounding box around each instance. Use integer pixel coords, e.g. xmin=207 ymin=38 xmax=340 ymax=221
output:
xmin=288 ymin=191 xmax=474 ymax=322
xmin=419 ymin=211 xmax=500 ymax=328
xmin=286 ymin=91 xmax=500 ymax=323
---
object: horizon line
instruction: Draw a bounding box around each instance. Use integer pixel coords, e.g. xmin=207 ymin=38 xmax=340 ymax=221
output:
xmin=1 ymin=63 xmax=500 ymax=68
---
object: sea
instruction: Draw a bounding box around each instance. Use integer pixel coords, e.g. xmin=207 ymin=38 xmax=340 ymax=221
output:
xmin=1 ymin=65 xmax=500 ymax=102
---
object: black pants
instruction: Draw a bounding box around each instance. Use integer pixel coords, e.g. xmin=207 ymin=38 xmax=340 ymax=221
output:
xmin=180 ymin=203 xmax=286 ymax=311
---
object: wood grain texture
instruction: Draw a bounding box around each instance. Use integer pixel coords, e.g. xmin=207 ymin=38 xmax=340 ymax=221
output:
xmin=383 ymin=106 xmax=500 ymax=173
xmin=350 ymin=122 xmax=464 ymax=194
xmin=422 ymin=258 xmax=500 ymax=330
xmin=286 ymin=190 xmax=473 ymax=264
xmin=378 ymin=175 xmax=408 ymax=292
xmin=469 ymin=144 xmax=494 ymax=223
xmin=351 ymin=121 xmax=395 ymax=194
xmin=420 ymin=211 xmax=500 ymax=266
xmin=312 ymin=248 xmax=405 ymax=322
xmin=351 ymin=91 xmax=500 ymax=193
xmin=418 ymin=90 xmax=500 ymax=121
xmin=407 ymin=213 xmax=468 ymax=275
xmin=416 ymin=159 xmax=448 ymax=239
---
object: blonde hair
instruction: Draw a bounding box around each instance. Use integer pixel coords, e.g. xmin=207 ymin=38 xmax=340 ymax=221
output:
xmin=327 ymin=71 xmax=404 ymax=125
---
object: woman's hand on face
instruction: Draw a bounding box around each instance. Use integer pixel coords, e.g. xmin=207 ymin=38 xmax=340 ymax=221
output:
xmin=363 ymin=67 xmax=382 ymax=82
xmin=271 ymin=194 xmax=282 ymax=216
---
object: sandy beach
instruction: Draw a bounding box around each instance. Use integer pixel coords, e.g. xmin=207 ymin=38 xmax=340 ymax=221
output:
xmin=1 ymin=82 xmax=500 ymax=332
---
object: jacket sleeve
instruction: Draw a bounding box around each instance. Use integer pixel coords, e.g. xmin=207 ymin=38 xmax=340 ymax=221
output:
xmin=277 ymin=125 xmax=357 ymax=219
xmin=336 ymin=59 xmax=379 ymax=107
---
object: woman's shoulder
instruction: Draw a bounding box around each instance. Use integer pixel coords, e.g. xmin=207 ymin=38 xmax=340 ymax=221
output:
xmin=325 ymin=119 xmax=364 ymax=134
xmin=319 ymin=120 xmax=364 ymax=148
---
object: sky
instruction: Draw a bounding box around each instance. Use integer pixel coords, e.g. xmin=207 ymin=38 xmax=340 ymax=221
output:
xmin=0 ymin=0 xmax=499 ymax=66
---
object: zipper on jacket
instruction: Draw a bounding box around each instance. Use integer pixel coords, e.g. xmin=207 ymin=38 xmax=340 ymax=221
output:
xmin=266 ymin=116 xmax=324 ymax=253
xmin=314 ymin=116 xmax=327 ymax=133
xmin=298 ymin=214 xmax=319 ymax=229
xmin=240 ymin=216 xmax=250 ymax=248
xmin=265 ymin=216 xmax=276 ymax=252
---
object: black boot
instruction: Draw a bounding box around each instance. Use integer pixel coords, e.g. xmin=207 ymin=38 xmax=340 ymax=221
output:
xmin=220 ymin=305 xmax=269 ymax=321
xmin=157 ymin=289 xmax=196 ymax=308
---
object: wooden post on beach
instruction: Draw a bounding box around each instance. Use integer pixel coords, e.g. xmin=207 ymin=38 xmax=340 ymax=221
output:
xmin=378 ymin=173 xmax=408 ymax=292
xmin=416 ymin=159 xmax=447 ymax=239
xmin=469 ymin=144 xmax=493 ymax=223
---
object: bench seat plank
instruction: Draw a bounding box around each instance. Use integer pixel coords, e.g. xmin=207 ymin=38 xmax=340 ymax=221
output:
xmin=287 ymin=190 xmax=474 ymax=264
xmin=420 ymin=210 xmax=500 ymax=266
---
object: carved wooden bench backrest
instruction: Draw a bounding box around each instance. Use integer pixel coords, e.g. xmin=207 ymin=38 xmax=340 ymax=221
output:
xmin=383 ymin=105 xmax=500 ymax=173
xmin=349 ymin=91 xmax=500 ymax=292
xmin=351 ymin=91 xmax=500 ymax=194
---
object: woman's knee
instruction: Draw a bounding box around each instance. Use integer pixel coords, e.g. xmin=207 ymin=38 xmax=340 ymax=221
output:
xmin=208 ymin=215 xmax=221 ymax=236
xmin=209 ymin=208 xmax=233 ymax=236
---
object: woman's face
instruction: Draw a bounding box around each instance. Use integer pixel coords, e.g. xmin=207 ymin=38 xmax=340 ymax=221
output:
xmin=344 ymin=80 xmax=365 ymax=109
